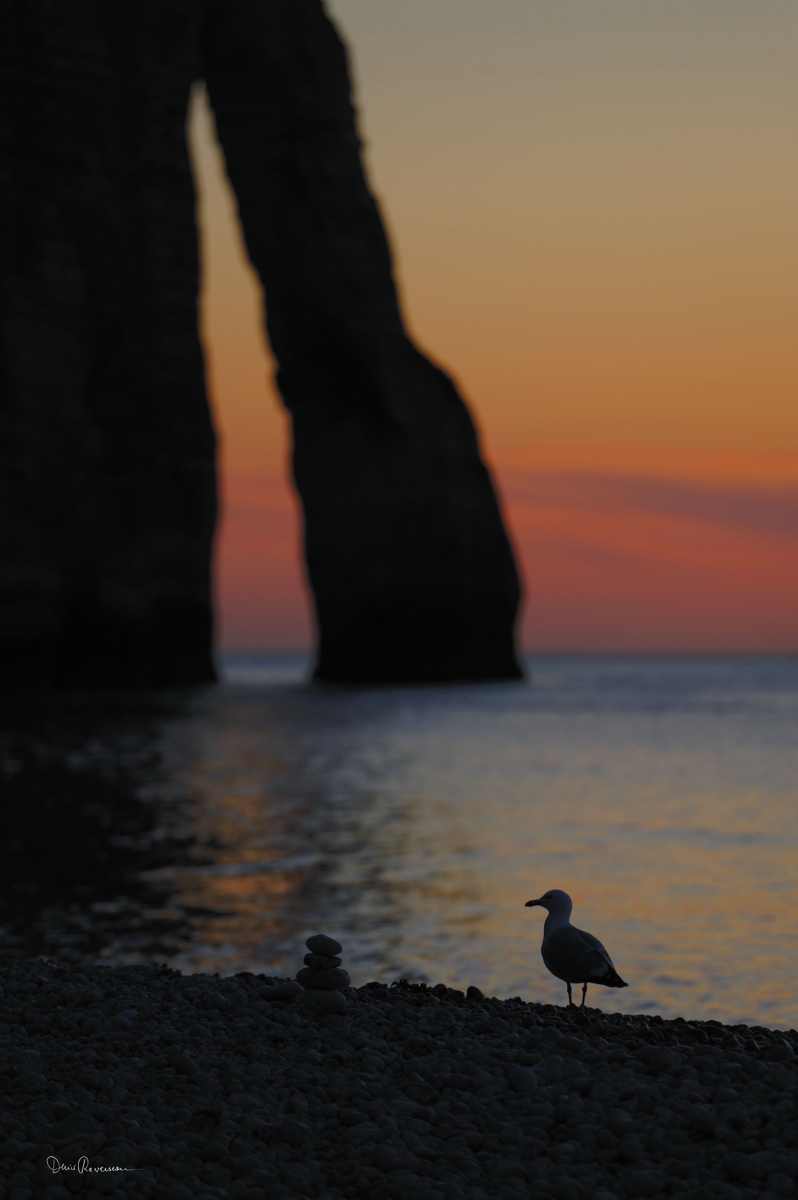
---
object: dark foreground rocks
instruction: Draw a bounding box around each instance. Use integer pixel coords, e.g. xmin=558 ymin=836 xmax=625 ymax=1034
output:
xmin=0 ymin=961 xmax=796 ymax=1200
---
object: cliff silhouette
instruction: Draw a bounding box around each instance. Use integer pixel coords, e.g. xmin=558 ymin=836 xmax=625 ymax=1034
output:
xmin=0 ymin=0 xmax=522 ymax=687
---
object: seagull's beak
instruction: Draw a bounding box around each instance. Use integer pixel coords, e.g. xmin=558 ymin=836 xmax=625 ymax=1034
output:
xmin=525 ymin=898 xmax=544 ymax=908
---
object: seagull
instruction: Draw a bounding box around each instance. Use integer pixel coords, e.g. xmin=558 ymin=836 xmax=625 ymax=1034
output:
xmin=525 ymin=889 xmax=628 ymax=1007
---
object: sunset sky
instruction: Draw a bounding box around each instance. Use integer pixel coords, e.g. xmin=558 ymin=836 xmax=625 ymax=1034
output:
xmin=190 ymin=0 xmax=798 ymax=654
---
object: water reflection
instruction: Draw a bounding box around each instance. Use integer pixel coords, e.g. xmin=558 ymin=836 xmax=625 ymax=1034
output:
xmin=1 ymin=657 xmax=796 ymax=1029
xmin=0 ymin=693 xmax=197 ymax=962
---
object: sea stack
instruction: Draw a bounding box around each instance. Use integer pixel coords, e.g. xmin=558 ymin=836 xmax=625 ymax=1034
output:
xmin=297 ymin=934 xmax=349 ymax=1015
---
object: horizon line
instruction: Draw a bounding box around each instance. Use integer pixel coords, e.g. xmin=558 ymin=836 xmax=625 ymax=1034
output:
xmin=218 ymin=647 xmax=798 ymax=659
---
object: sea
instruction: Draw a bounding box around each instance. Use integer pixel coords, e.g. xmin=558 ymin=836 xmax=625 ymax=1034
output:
xmin=1 ymin=655 xmax=796 ymax=1030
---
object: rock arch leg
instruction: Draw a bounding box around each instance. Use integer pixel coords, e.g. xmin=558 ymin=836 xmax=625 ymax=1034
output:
xmin=204 ymin=0 xmax=523 ymax=682
xmin=0 ymin=1 xmax=215 ymax=687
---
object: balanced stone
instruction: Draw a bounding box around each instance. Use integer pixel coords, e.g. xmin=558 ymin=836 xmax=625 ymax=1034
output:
xmin=297 ymin=967 xmax=350 ymax=991
xmin=304 ymin=953 xmax=342 ymax=970
xmin=297 ymin=934 xmax=350 ymax=1014
xmin=306 ymin=934 xmax=342 ymax=956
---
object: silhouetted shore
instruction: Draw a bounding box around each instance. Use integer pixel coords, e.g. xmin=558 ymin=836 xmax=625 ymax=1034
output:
xmin=2 ymin=960 xmax=796 ymax=1199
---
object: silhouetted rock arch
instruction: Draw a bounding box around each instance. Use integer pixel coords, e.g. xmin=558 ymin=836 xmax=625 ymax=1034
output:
xmin=0 ymin=0 xmax=522 ymax=686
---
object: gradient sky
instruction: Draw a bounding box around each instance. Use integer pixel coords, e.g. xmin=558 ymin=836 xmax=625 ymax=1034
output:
xmin=190 ymin=0 xmax=798 ymax=653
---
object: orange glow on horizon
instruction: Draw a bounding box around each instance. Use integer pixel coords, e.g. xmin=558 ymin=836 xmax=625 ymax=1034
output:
xmin=217 ymin=447 xmax=798 ymax=654
xmin=495 ymin=448 xmax=798 ymax=653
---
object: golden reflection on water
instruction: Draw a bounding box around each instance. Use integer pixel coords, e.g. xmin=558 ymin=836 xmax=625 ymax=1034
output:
xmin=147 ymin=658 xmax=798 ymax=1029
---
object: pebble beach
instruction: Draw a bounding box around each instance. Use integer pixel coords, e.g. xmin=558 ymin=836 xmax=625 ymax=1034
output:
xmin=1 ymin=958 xmax=796 ymax=1200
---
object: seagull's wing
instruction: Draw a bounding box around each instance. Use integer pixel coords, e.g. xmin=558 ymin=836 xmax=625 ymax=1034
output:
xmin=542 ymin=925 xmax=624 ymax=985
xmin=572 ymin=926 xmax=615 ymax=967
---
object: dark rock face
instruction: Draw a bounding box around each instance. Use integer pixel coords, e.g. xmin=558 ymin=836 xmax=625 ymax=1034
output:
xmin=1 ymin=0 xmax=522 ymax=687
xmin=0 ymin=1 xmax=216 ymax=687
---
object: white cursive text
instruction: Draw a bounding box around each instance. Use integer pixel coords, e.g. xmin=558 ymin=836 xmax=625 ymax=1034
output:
xmin=47 ymin=1156 xmax=140 ymax=1174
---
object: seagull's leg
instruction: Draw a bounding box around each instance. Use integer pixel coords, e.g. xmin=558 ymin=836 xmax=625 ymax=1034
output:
xmin=566 ymin=983 xmax=573 ymax=1007
xmin=580 ymin=983 xmax=587 ymax=1008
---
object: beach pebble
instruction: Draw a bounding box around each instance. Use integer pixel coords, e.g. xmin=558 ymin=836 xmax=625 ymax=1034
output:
xmin=52 ymin=1112 xmax=97 ymax=1138
xmin=508 ymin=1065 xmax=539 ymax=1094
xmin=764 ymin=1042 xmax=795 ymax=1062
xmin=259 ymin=980 xmax=302 ymax=1001
xmin=299 ymin=987 xmax=348 ymax=1015
xmin=373 ymin=1145 xmax=420 ymax=1172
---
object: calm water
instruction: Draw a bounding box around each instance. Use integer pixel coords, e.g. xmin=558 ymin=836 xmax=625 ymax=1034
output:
xmin=1 ymin=656 xmax=796 ymax=1029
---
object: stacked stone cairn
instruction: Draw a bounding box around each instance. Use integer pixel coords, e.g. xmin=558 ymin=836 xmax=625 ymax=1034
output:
xmin=296 ymin=933 xmax=350 ymax=1015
